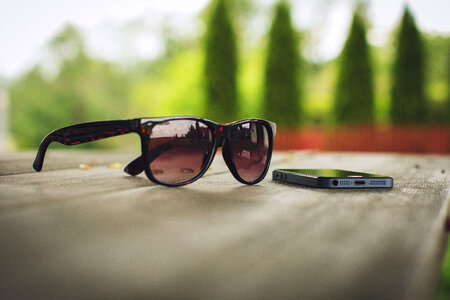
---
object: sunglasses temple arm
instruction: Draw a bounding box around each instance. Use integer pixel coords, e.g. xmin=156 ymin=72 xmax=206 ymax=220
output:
xmin=33 ymin=119 xmax=140 ymax=172
xmin=124 ymin=156 xmax=144 ymax=176
xmin=123 ymin=142 xmax=177 ymax=176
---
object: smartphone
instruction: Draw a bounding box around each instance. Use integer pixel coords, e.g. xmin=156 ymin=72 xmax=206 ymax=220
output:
xmin=272 ymin=169 xmax=393 ymax=189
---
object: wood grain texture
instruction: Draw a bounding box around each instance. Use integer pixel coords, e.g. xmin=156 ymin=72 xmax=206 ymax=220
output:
xmin=0 ymin=151 xmax=449 ymax=299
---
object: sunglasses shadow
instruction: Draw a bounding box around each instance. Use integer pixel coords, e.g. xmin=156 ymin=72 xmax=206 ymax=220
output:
xmin=141 ymin=180 xmax=273 ymax=207
xmin=121 ymin=175 xmax=157 ymax=187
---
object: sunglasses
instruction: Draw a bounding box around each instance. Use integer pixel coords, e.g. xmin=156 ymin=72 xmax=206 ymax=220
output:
xmin=33 ymin=117 xmax=276 ymax=186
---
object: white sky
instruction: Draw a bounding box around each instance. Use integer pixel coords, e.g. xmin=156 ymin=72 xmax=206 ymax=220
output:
xmin=0 ymin=0 xmax=449 ymax=78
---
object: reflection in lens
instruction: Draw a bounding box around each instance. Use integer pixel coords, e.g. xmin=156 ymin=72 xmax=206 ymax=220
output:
xmin=148 ymin=120 xmax=213 ymax=184
xmin=230 ymin=122 xmax=269 ymax=182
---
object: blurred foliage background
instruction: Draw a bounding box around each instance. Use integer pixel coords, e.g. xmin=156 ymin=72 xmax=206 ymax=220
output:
xmin=3 ymin=0 xmax=448 ymax=151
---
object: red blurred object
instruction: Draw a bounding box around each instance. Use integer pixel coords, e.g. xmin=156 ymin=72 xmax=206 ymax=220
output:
xmin=274 ymin=126 xmax=450 ymax=153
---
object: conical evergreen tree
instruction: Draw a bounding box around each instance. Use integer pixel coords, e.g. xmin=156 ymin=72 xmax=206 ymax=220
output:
xmin=263 ymin=1 xmax=300 ymax=127
xmin=390 ymin=7 xmax=427 ymax=124
xmin=334 ymin=10 xmax=374 ymax=124
xmin=204 ymin=0 xmax=238 ymax=122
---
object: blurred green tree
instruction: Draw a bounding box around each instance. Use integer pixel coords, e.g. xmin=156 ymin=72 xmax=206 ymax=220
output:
xmin=9 ymin=67 xmax=55 ymax=148
xmin=447 ymin=42 xmax=450 ymax=124
xmin=9 ymin=25 xmax=130 ymax=149
xmin=422 ymin=35 xmax=450 ymax=124
xmin=204 ymin=0 xmax=238 ymax=122
xmin=201 ymin=0 xmax=256 ymax=23
xmin=334 ymin=9 xmax=374 ymax=124
xmin=263 ymin=1 xmax=301 ymax=127
xmin=390 ymin=7 xmax=427 ymax=124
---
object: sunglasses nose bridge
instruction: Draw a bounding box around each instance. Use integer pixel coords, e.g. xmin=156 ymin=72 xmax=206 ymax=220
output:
xmin=214 ymin=125 xmax=228 ymax=148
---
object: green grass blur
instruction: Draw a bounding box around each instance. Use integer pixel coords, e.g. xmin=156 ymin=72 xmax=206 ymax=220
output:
xmin=438 ymin=240 xmax=450 ymax=299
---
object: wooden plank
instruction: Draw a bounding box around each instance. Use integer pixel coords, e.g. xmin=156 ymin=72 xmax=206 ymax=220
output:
xmin=0 ymin=151 xmax=140 ymax=175
xmin=0 ymin=151 xmax=236 ymax=211
xmin=0 ymin=151 xmax=448 ymax=299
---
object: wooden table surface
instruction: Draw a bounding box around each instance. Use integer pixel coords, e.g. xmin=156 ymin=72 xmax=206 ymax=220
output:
xmin=0 ymin=150 xmax=449 ymax=299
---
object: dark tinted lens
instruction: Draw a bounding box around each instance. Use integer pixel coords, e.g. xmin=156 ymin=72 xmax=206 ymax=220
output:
xmin=230 ymin=122 xmax=270 ymax=182
xmin=148 ymin=120 xmax=213 ymax=184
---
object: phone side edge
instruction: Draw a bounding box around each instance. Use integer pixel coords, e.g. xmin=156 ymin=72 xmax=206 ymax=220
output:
xmin=272 ymin=170 xmax=320 ymax=187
